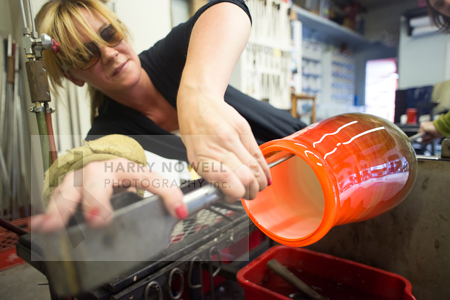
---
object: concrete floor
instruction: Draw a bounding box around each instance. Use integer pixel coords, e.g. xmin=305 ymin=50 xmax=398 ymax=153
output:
xmin=0 ymin=263 xmax=51 ymax=300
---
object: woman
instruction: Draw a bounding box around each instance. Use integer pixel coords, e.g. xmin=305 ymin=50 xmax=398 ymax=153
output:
xmin=419 ymin=0 xmax=450 ymax=142
xmin=31 ymin=0 xmax=305 ymax=231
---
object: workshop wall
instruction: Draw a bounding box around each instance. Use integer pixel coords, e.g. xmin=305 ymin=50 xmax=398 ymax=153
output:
xmin=2 ymin=0 xmax=44 ymax=206
xmin=229 ymin=0 xmax=292 ymax=110
xmin=398 ymin=16 xmax=450 ymax=89
xmin=363 ymin=0 xmax=417 ymax=46
xmin=0 ymin=1 xmax=13 ymax=100
xmin=114 ymin=0 xmax=172 ymax=54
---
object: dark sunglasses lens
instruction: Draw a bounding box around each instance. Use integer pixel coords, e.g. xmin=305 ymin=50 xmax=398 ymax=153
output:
xmin=101 ymin=25 xmax=123 ymax=46
xmin=80 ymin=43 xmax=100 ymax=70
xmin=77 ymin=25 xmax=122 ymax=70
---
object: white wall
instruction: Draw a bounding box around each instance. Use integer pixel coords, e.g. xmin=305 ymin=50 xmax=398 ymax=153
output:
xmin=398 ymin=16 xmax=450 ymax=89
xmin=115 ymin=0 xmax=172 ymax=54
xmin=172 ymin=0 xmax=190 ymax=27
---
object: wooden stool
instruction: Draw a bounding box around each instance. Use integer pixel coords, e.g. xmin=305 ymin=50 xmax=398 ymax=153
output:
xmin=291 ymin=93 xmax=316 ymax=124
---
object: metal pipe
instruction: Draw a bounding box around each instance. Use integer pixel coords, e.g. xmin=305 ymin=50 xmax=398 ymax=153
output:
xmin=0 ymin=217 xmax=27 ymax=236
xmin=36 ymin=105 xmax=51 ymax=171
xmin=0 ymin=145 xmax=11 ymax=219
xmin=19 ymin=97 xmax=31 ymax=217
xmin=0 ymin=71 xmax=6 ymax=150
xmin=15 ymin=54 xmax=30 ymax=217
xmin=19 ymin=0 xmax=28 ymax=29
xmin=409 ymin=132 xmax=425 ymax=142
xmin=4 ymin=35 xmax=15 ymax=220
xmin=268 ymin=153 xmax=294 ymax=168
xmin=27 ymin=0 xmax=36 ymax=37
xmin=44 ymin=103 xmax=58 ymax=164
xmin=10 ymin=43 xmax=20 ymax=219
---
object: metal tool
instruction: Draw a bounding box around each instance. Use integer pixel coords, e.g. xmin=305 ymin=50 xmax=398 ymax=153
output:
xmin=408 ymin=132 xmax=425 ymax=142
xmin=30 ymin=151 xmax=293 ymax=296
xmin=267 ymin=259 xmax=327 ymax=300
xmin=30 ymin=179 xmax=225 ymax=295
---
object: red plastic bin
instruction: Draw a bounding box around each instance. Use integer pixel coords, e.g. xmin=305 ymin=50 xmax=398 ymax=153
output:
xmin=237 ymin=246 xmax=415 ymax=300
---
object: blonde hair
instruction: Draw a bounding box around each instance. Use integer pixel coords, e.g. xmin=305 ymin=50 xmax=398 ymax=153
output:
xmin=35 ymin=0 xmax=132 ymax=123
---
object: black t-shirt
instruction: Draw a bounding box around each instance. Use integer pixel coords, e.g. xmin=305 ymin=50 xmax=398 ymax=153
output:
xmin=87 ymin=0 xmax=306 ymax=162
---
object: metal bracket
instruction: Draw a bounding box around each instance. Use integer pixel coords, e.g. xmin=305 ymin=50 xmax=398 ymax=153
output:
xmin=45 ymin=107 xmax=55 ymax=114
xmin=29 ymin=105 xmax=44 ymax=113
xmin=188 ymin=256 xmax=203 ymax=289
xmin=168 ymin=268 xmax=184 ymax=300
xmin=29 ymin=105 xmax=55 ymax=114
xmin=207 ymin=247 xmax=222 ymax=300
xmin=144 ymin=281 xmax=163 ymax=300
xmin=22 ymin=33 xmax=55 ymax=59
xmin=188 ymin=256 xmax=204 ymax=300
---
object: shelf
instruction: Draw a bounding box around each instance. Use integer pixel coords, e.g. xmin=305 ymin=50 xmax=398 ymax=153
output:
xmin=293 ymin=5 xmax=374 ymax=50
xmin=302 ymin=88 xmax=320 ymax=93
xmin=302 ymin=73 xmax=322 ymax=78
xmin=402 ymin=7 xmax=438 ymax=36
xmin=302 ymin=57 xmax=321 ymax=63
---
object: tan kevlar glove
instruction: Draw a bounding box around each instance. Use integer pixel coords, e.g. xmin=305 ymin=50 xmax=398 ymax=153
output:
xmin=43 ymin=134 xmax=147 ymax=206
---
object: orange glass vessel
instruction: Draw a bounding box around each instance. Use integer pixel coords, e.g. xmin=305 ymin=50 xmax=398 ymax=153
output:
xmin=243 ymin=113 xmax=417 ymax=247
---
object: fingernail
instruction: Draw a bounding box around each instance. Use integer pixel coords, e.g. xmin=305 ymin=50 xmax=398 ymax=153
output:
xmin=86 ymin=207 xmax=100 ymax=222
xmin=175 ymin=204 xmax=188 ymax=219
xmin=268 ymin=178 xmax=272 ymax=186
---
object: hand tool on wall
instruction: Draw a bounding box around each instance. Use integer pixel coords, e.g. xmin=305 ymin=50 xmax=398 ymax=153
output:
xmin=2 ymin=35 xmax=14 ymax=219
xmin=1 ymin=34 xmax=30 ymax=219
xmin=9 ymin=41 xmax=20 ymax=220
xmin=0 ymin=139 xmax=11 ymax=219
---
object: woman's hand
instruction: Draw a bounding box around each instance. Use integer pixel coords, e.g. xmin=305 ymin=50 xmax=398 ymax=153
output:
xmin=177 ymin=3 xmax=270 ymax=202
xmin=30 ymin=158 xmax=184 ymax=232
xmin=418 ymin=121 xmax=443 ymax=143
xmin=178 ymin=91 xmax=271 ymax=203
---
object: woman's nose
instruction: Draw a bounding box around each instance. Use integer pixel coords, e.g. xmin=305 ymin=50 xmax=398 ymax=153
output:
xmin=99 ymin=45 xmax=118 ymax=64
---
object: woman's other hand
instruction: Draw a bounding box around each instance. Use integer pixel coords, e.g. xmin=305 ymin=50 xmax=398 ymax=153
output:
xmin=30 ymin=158 xmax=184 ymax=232
xmin=418 ymin=121 xmax=443 ymax=143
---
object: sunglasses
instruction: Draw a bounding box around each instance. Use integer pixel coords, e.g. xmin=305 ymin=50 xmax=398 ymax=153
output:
xmin=67 ymin=24 xmax=123 ymax=71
